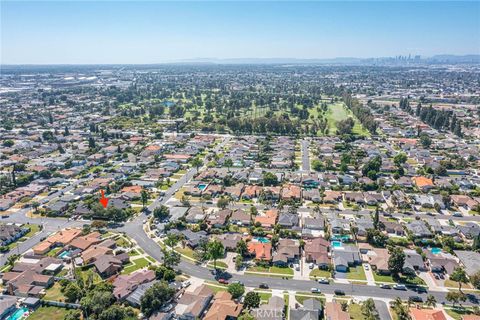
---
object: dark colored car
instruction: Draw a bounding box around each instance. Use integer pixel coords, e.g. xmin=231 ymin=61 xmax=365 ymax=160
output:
xmin=416 ymin=286 xmax=427 ymax=293
xmin=259 ymin=283 xmax=269 ymax=289
xmin=409 ymin=296 xmax=423 ymax=303
xmin=334 ymin=290 xmax=345 ymax=296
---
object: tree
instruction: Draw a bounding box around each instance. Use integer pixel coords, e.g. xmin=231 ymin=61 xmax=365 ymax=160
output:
xmin=88 ymin=136 xmax=96 ymax=149
xmin=140 ymin=281 xmax=175 ymax=317
xmin=227 ymin=283 xmax=245 ymax=299
xmin=235 ymin=255 xmax=243 ymax=270
xmin=388 ymin=246 xmax=405 ymax=276
xmin=91 ymin=220 xmax=107 ymax=229
xmin=217 ymin=196 xmax=230 ymax=209
xmin=470 ymin=271 xmax=480 ymax=290
xmin=450 ymin=267 xmax=469 ymax=292
xmin=243 ymin=291 xmax=261 ymax=309
xmin=154 ymin=205 xmax=170 ymax=220
xmin=236 ymin=240 xmax=248 ymax=257
xmin=420 ymin=133 xmax=432 ymax=149
xmin=141 ymin=190 xmax=149 ymax=209
xmin=446 ymin=291 xmax=466 ymax=307
xmin=263 ymin=171 xmax=278 ymax=186
xmin=162 ymin=249 xmax=180 ymax=269
xmin=425 ymin=294 xmax=437 ymax=307
xmin=392 ymin=297 xmax=410 ymax=320
xmin=99 ymin=305 xmax=132 ymax=320
xmin=311 ymin=159 xmax=323 ymax=172
xmin=64 ymin=310 xmax=82 ymax=320
xmin=80 ymin=284 xmax=115 ymax=318
xmin=191 ymin=157 xmax=203 ymax=171
xmin=207 ymin=239 xmax=225 ymax=270
xmin=362 ymin=155 xmax=382 ymax=177
xmin=32 ymin=201 xmax=40 ymax=213
xmin=366 ymin=229 xmax=388 ymax=247
xmin=224 ymin=158 xmax=233 ymax=171
xmin=361 ymin=298 xmax=379 ymax=320
xmin=394 ymin=153 xmax=407 ymax=167
xmin=64 ymin=282 xmax=83 ymax=303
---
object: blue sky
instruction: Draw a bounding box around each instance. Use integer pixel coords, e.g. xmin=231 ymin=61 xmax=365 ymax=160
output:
xmin=1 ymin=1 xmax=479 ymax=64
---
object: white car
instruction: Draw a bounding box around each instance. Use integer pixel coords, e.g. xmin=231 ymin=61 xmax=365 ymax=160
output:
xmin=309 ymin=263 xmax=315 ymax=269
xmin=311 ymin=288 xmax=321 ymax=293
xmin=182 ymin=280 xmax=191 ymax=288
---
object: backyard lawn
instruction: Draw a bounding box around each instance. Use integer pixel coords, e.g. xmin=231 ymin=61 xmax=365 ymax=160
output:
xmin=28 ymin=306 xmax=68 ymax=320
xmin=42 ymin=282 xmax=65 ymax=302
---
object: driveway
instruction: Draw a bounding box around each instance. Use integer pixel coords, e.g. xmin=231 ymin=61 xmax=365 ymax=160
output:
xmin=363 ymin=264 xmax=376 ymax=286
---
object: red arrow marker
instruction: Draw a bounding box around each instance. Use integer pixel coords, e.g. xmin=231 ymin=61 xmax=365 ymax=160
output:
xmin=99 ymin=189 xmax=109 ymax=208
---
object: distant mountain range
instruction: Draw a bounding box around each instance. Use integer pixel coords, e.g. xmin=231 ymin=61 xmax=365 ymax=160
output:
xmin=175 ymin=55 xmax=480 ymax=65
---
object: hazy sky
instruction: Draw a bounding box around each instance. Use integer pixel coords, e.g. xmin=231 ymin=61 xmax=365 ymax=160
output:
xmin=1 ymin=1 xmax=479 ymax=64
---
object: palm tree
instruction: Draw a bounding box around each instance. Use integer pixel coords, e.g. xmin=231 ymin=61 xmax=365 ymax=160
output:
xmin=426 ymin=294 xmax=437 ymax=307
xmin=141 ymin=190 xmax=149 ymax=209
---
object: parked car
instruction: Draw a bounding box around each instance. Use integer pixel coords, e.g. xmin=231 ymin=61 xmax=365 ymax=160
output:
xmin=311 ymin=288 xmax=321 ymax=293
xmin=380 ymin=284 xmax=391 ymax=289
xmin=415 ymin=286 xmax=427 ymax=293
xmin=309 ymin=263 xmax=315 ymax=269
xmin=409 ymin=296 xmax=423 ymax=303
xmin=318 ymin=278 xmax=330 ymax=284
xmin=452 ymin=212 xmax=463 ymax=217
xmin=182 ymin=281 xmax=191 ymax=288
xmin=218 ymin=278 xmax=229 ymax=284
xmin=393 ymin=284 xmax=407 ymax=290
xmin=160 ymin=303 xmax=174 ymax=312
xmin=232 ymin=280 xmax=244 ymax=286
xmin=334 ymin=290 xmax=345 ymax=296
xmin=259 ymin=283 xmax=269 ymax=289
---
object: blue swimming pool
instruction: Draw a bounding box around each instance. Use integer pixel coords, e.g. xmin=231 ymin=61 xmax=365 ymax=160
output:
xmin=58 ymin=250 xmax=72 ymax=259
xmin=331 ymin=241 xmax=343 ymax=248
xmin=430 ymin=247 xmax=442 ymax=254
xmin=7 ymin=307 xmax=29 ymax=320
xmin=255 ymin=237 xmax=270 ymax=244
xmin=198 ymin=184 xmax=207 ymax=191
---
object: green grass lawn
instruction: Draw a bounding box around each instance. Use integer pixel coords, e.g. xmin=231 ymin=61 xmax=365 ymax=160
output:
xmin=253 ymin=290 xmax=272 ymax=303
xmin=46 ymin=247 xmax=62 ymax=257
xmin=122 ymin=257 xmax=150 ymax=274
xmin=25 ymin=224 xmax=41 ymax=237
xmin=373 ymin=272 xmax=396 ymax=283
xmin=445 ymin=308 xmax=476 ymax=320
xmin=348 ymin=303 xmax=364 ymax=320
xmin=247 ymin=266 xmax=293 ymax=275
xmin=347 ymin=266 xmax=367 ymax=281
xmin=206 ymin=283 xmax=228 ymax=293
xmin=325 ymin=103 xmax=369 ymax=136
xmin=444 ymin=279 xmax=473 ymax=289
xmin=176 ymin=247 xmax=197 ymax=260
xmin=295 ymin=294 xmax=325 ymax=305
xmin=115 ymin=237 xmax=132 ymax=248
xmin=28 ymin=306 xmax=68 ymax=320
xmin=309 ymin=268 xmax=331 ymax=279
xmin=42 ymin=282 xmax=65 ymax=302
xmin=270 ymin=266 xmax=294 ymax=275
xmin=207 ymin=261 xmax=228 ymax=269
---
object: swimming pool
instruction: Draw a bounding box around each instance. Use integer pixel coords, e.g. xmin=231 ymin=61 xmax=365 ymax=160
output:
xmin=430 ymin=247 xmax=442 ymax=254
xmin=254 ymin=237 xmax=270 ymax=244
xmin=331 ymin=235 xmax=350 ymax=242
xmin=7 ymin=307 xmax=29 ymax=320
xmin=197 ymin=184 xmax=207 ymax=191
xmin=331 ymin=241 xmax=343 ymax=248
xmin=58 ymin=250 xmax=72 ymax=259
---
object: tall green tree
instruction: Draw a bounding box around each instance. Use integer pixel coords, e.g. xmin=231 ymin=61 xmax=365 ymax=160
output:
xmin=207 ymin=239 xmax=225 ymax=270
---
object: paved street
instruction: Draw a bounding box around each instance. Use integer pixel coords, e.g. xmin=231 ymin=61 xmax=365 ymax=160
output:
xmin=300 ymin=139 xmax=310 ymax=172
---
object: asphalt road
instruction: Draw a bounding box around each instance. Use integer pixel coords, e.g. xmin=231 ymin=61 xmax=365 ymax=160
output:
xmin=300 ymin=139 xmax=310 ymax=172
